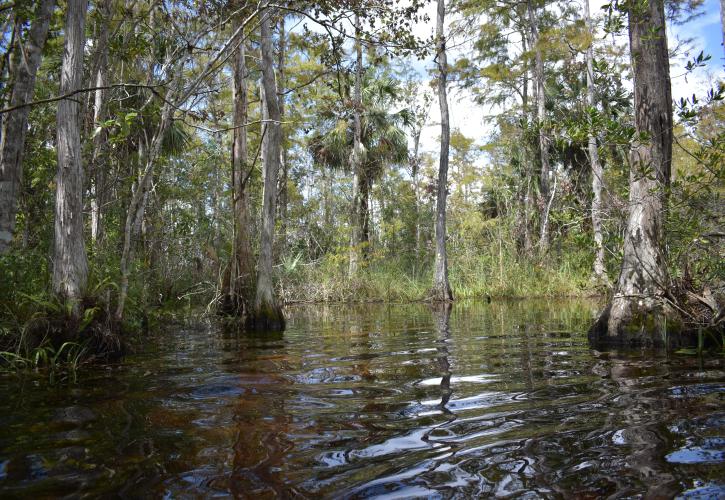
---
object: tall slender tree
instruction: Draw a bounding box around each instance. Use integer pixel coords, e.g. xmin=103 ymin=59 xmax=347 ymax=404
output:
xmin=0 ymin=0 xmax=55 ymax=254
xmin=277 ymin=14 xmax=288 ymax=249
xmin=431 ymin=0 xmax=453 ymax=302
xmin=247 ymin=9 xmax=285 ymax=331
xmin=349 ymin=12 xmax=364 ymax=276
xmin=590 ymin=0 xmax=674 ymax=344
xmin=584 ymin=0 xmax=607 ymax=283
xmin=309 ymin=74 xmax=410 ymax=247
xmin=527 ymin=0 xmax=553 ymax=252
xmin=53 ymin=0 xmax=89 ymax=316
xmin=89 ymin=0 xmax=112 ymax=244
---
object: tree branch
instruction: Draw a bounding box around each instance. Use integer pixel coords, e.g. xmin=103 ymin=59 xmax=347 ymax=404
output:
xmin=0 ymin=83 xmax=167 ymax=114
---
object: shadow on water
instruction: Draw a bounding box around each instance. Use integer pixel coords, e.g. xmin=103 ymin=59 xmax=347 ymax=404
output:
xmin=0 ymin=299 xmax=723 ymax=497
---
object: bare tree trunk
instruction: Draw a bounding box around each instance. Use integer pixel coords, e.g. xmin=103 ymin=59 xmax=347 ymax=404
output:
xmin=277 ymin=15 xmax=288 ymax=251
xmin=411 ymin=128 xmax=421 ymax=262
xmin=323 ymin=165 xmax=332 ymax=229
xmin=431 ymin=0 xmax=453 ymax=302
xmin=90 ymin=0 xmax=111 ymax=245
xmin=0 ymin=0 xmax=55 ymax=254
xmin=523 ymin=30 xmax=534 ymax=254
xmin=247 ymin=11 xmax=284 ymax=331
xmin=53 ymin=0 xmax=88 ymax=317
xmin=590 ymin=0 xmax=675 ymax=346
xmin=585 ymin=0 xmax=607 ymax=284
xmin=348 ymin=13 xmax=363 ymax=277
xmin=221 ymin=24 xmax=254 ymax=316
xmin=515 ymin=30 xmax=533 ymax=254
xmin=527 ymin=0 xmax=552 ymax=252
xmin=359 ymin=175 xmax=370 ymax=253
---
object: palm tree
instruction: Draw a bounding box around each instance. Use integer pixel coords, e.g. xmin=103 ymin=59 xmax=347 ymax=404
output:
xmin=310 ymin=72 xmax=410 ymax=257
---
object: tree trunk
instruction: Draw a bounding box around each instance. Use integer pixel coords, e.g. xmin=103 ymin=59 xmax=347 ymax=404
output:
xmin=90 ymin=0 xmax=111 ymax=245
xmin=53 ymin=0 xmax=89 ymax=317
xmin=431 ymin=0 xmax=453 ymax=302
xmin=411 ymin=126 xmax=421 ymax=262
xmin=589 ymin=0 xmax=675 ymax=346
xmin=247 ymin=11 xmax=284 ymax=332
xmin=527 ymin=0 xmax=552 ymax=252
xmin=348 ymin=13 xmax=364 ymax=277
xmin=359 ymin=174 xmax=370 ymax=254
xmin=0 ymin=0 xmax=55 ymax=254
xmin=221 ymin=26 xmax=254 ymax=316
xmin=515 ymin=29 xmax=533 ymax=254
xmin=277 ymin=15 xmax=288 ymax=251
xmin=585 ymin=0 xmax=607 ymax=284
xmin=323 ymin=165 xmax=332 ymax=229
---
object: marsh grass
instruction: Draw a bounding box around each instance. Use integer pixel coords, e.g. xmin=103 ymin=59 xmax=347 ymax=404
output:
xmin=279 ymin=246 xmax=594 ymax=303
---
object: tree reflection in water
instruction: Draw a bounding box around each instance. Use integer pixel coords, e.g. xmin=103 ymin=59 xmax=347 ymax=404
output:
xmin=432 ymin=303 xmax=453 ymax=414
xmin=0 ymin=301 xmax=722 ymax=498
xmin=230 ymin=331 xmax=297 ymax=498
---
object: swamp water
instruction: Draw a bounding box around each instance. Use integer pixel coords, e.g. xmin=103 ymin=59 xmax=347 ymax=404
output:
xmin=0 ymin=300 xmax=723 ymax=498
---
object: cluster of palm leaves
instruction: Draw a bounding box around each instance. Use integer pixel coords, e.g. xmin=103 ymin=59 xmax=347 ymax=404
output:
xmin=309 ymin=72 xmax=412 ymax=186
xmin=308 ymin=71 xmax=412 ymax=245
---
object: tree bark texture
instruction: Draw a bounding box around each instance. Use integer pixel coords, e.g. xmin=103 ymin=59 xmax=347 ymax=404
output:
xmin=0 ymin=18 xmax=19 ymax=107
xmin=0 ymin=0 xmax=55 ymax=254
xmin=90 ymin=0 xmax=112 ymax=244
xmin=221 ymin=27 xmax=254 ymax=316
xmin=247 ymin=11 xmax=285 ymax=332
xmin=53 ymin=0 xmax=89 ymax=314
xmin=431 ymin=0 xmax=453 ymax=302
xmin=411 ymin=125 xmax=421 ymax=262
xmin=277 ymin=15 xmax=288 ymax=249
xmin=584 ymin=0 xmax=607 ymax=283
xmin=590 ymin=0 xmax=675 ymax=346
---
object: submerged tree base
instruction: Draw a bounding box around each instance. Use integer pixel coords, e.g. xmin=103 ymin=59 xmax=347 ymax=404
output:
xmin=244 ymin=300 xmax=286 ymax=332
xmin=588 ymin=297 xmax=721 ymax=349
xmin=427 ymin=282 xmax=454 ymax=303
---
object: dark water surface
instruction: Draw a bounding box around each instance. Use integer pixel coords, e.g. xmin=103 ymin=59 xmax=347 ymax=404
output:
xmin=1 ymin=300 xmax=724 ymax=498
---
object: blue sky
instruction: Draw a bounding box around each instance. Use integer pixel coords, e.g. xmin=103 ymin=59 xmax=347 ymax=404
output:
xmin=685 ymin=0 xmax=723 ymax=71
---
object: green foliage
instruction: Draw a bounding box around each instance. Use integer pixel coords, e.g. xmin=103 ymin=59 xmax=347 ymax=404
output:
xmin=0 ymin=341 xmax=85 ymax=381
xmin=2 ymin=0 xmax=722 ymax=364
xmin=280 ymin=214 xmax=594 ymax=304
xmin=309 ymin=70 xmax=411 ymax=179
